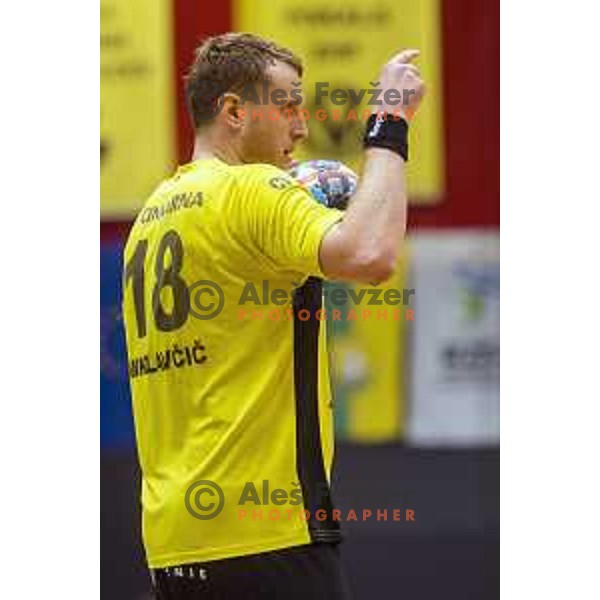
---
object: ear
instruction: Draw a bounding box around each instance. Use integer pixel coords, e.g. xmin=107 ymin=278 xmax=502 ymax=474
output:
xmin=220 ymin=93 xmax=244 ymax=130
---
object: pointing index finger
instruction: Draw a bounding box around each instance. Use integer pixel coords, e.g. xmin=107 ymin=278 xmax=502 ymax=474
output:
xmin=389 ymin=49 xmax=420 ymax=65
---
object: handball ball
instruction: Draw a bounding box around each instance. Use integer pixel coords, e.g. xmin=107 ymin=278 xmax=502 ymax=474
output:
xmin=289 ymin=159 xmax=358 ymax=210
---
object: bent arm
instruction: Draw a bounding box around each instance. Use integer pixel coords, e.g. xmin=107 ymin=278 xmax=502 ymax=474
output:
xmin=319 ymin=148 xmax=407 ymax=283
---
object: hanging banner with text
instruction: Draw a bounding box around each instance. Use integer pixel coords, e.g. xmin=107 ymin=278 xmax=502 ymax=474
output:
xmin=235 ymin=0 xmax=444 ymax=203
xmin=407 ymin=232 xmax=500 ymax=447
xmin=100 ymin=0 xmax=175 ymax=217
xmin=328 ymin=253 xmax=409 ymax=443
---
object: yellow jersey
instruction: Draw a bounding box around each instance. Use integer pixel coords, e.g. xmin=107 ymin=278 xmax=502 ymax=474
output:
xmin=122 ymin=158 xmax=343 ymax=567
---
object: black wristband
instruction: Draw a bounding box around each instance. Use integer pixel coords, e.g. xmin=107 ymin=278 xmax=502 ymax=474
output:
xmin=363 ymin=113 xmax=409 ymax=161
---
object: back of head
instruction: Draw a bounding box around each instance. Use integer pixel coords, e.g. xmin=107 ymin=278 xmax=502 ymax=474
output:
xmin=185 ymin=33 xmax=303 ymax=130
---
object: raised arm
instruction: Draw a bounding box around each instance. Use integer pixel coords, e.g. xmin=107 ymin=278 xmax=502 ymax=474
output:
xmin=319 ymin=49 xmax=426 ymax=283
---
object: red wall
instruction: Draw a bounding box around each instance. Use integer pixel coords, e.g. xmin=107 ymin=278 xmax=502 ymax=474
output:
xmin=101 ymin=0 xmax=498 ymax=241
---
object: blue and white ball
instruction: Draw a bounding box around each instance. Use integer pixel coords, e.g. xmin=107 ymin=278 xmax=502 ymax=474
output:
xmin=289 ymin=159 xmax=358 ymax=210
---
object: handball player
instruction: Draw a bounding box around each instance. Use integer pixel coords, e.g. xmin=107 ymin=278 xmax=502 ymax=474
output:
xmin=122 ymin=33 xmax=425 ymax=599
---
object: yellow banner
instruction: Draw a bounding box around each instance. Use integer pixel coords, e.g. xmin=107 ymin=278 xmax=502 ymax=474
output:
xmin=326 ymin=252 xmax=409 ymax=442
xmin=100 ymin=0 xmax=175 ymax=217
xmin=235 ymin=0 xmax=444 ymax=203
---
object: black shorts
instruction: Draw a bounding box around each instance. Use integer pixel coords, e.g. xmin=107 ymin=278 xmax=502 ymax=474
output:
xmin=150 ymin=543 xmax=352 ymax=600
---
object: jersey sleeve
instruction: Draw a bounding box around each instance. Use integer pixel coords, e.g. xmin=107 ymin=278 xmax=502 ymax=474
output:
xmin=239 ymin=166 xmax=344 ymax=278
